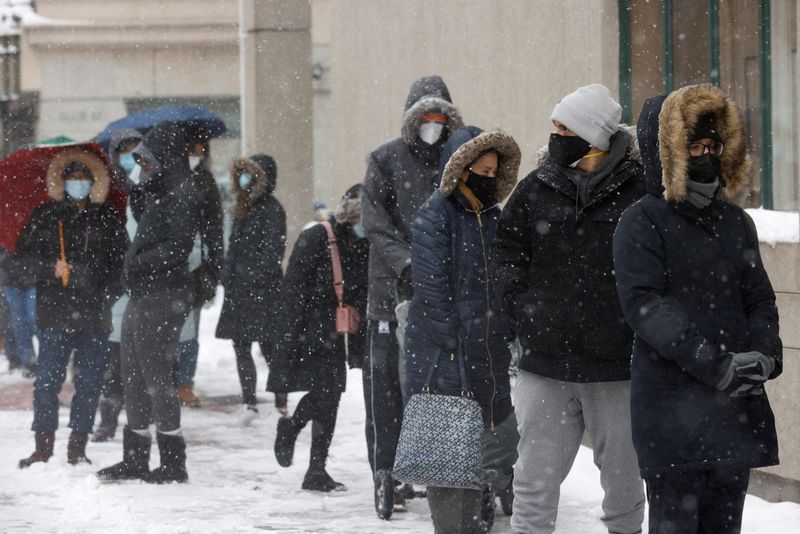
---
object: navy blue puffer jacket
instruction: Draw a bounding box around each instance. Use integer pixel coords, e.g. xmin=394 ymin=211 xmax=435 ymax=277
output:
xmin=404 ymin=127 xmax=521 ymax=427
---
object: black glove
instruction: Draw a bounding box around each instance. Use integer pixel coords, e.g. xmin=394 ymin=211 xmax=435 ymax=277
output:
xmin=716 ymin=351 xmax=773 ymax=397
xmin=396 ymin=265 xmax=413 ymax=303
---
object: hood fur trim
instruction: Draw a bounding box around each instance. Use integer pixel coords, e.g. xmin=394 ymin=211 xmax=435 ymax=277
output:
xmin=230 ymin=157 xmax=269 ymax=218
xmin=439 ymin=130 xmax=521 ymax=202
xmin=536 ymin=124 xmax=640 ymax=168
xmin=658 ymin=84 xmax=750 ymax=203
xmin=46 ymin=148 xmax=110 ymax=203
xmin=333 ymin=195 xmax=362 ymax=225
xmin=401 ymin=97 xmax=464 ymax=145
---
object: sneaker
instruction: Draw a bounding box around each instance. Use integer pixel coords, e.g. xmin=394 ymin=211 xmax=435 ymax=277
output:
xmin=177 ymin=385 xmax=200 ymax=408
xmin=237 ymin=404 xmax=259 ymax=427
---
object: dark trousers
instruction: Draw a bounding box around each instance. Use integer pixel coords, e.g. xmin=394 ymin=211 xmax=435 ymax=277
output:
xmin=427 ymin=486 xmax=483 ymax=534
xmin=645 ymin=467 xmax=750 ymax=534
xmin=121 ymin=290 xmax=191 ymax=432
xmin=100 ymin=341 xmax=124 ymax=401
xmin=232 ymin=338 xmax=269 ymax=406
xmin=290 ymin=391 xmax=342 ymax=470
xmin=362 ymin=320 xmax=404 ymax=473
xmin=33 ymin=329 xmax=106 ymax=433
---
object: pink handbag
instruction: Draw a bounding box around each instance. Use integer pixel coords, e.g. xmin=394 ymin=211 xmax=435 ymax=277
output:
xmin=320 ymin=221 xmax=361 ymax=336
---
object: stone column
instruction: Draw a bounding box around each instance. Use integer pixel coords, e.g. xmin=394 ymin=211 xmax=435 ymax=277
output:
xmin=239 ymin=0 xmax=313 ymax=244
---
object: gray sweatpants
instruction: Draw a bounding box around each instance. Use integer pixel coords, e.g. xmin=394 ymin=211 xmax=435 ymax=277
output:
xmin=120 ymin=289 xmax=192 ymax=432
xmin=512 ymin=371 xmax=644 ymax=534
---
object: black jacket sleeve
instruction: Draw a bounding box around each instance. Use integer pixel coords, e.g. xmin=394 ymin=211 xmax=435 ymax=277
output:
xmin=612 ymin=205 xmax=729 ymax=388
xmin=197 ymin=170 xmax=225 ymax=279
xmin=14 ymin=206 xmax=58 ymax=283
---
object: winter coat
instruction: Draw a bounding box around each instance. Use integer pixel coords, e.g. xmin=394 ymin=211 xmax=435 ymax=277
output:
xmin=193 ymin=165 xmax=224 ymax=282
xmin=405 ymin=127 xmax=521 ymax=427
xmin=493 ymin=128 xmax=644 ymax=382
xmin=267 ymin=221 xmax=369 ymax=394
xmin=613 ymin=84 xmax=781 ymax=476
xmin=108 ymin=128 xmax=145 ymax=221
xmin=124 ymin=122 xmax=200 ymax=299
xmin=215 ymin=155 xmax=285 ymax=342
xmin=362 ymin=75 xmax=464 ymax=321
xmin=14 ymin=149 xmax=128 ymax=332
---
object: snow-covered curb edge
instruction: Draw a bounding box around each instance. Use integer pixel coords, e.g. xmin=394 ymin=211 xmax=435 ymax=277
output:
xmin=745 ymin=208 xmax=800 ymax=247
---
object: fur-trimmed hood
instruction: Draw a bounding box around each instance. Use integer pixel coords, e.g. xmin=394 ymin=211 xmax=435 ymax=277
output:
xmin=535 ymin=125 xmax=641 ymax=168
xmin=230 ymin=153 xmax=276 ymax=218
xmin=333 ymin=184 xmax=363 ymax=226
xmin=438 ymin=127 xmax=521 ymax=203
xmin=658 ymin=83 xmax=750 ymax=203
xmin=400 ymin=75 xmax=464 ymax=146
xmin=46 ymin=147 xmax=111 ymax=204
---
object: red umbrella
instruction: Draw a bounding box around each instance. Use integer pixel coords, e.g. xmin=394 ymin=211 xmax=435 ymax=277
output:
xmin=0 ymin=142 xmax=126 ymax=253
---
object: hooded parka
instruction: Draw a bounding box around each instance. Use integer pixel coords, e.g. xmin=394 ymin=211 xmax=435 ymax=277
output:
xmin=613 ymin=84 xmax=781 ymax=476
xmin=267 ymin=187 xmax=369 ymax=394
xmin=404 ymin=127 xmax=520 ymax=426
xmin=215 ymin=154 xmax=286 ymax=343
xmin=124 ymin=122 xmax=200 ymax=299
xmin=14 ymin=148 xmax=128 ymax=332
xmin=493 ymin=127 xmax=644 ymax=382
xmin=362 ymin=75 xmax=464 ymax=320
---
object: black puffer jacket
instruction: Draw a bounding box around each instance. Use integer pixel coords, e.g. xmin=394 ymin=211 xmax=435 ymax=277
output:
xmin=405 ymin=127 xmax=521 ymax=427
xmin=494 ymin=129 xmax=644 ymax=382
xmin=14 ymin=150 xmax=128 ymax=331
xmin=267 ymin=213 xmax=369 ymax=394
xmin=613 ymin=85 xmax=781 ymax=476
xmin=362 ymin=75 xmax=464 ymax=320
xmin=124 ymin=122 xmax=200 ymax=299
xmin=216 ymin=154 xmax=285 ymax=343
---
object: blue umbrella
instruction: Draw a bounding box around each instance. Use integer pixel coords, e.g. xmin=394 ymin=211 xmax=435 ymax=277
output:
xmin=95 ymin=104 xmax=228 ymax=152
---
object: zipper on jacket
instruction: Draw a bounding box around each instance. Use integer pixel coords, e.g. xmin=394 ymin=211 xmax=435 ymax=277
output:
xmin=475 ymin=210 xmax=496 ymax=430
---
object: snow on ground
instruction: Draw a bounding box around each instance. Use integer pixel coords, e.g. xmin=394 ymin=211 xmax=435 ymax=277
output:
xmin=746 ymin=208 xmax=800 ymax=245
xmin=1 ymin=298 xmax=799 ymax=533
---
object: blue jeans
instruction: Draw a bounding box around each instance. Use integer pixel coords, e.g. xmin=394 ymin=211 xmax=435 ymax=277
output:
xmin=175 ymin=307 xmax=200 ymax=387
xmin=33 ymin=330 xmax=106 ymax=434
xmin=2 ymin=286 xmax=37 ymax=368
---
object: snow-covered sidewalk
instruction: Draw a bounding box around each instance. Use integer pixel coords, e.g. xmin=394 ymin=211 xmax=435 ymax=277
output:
xmin=0 ymin=300 xmax=798 ymax=533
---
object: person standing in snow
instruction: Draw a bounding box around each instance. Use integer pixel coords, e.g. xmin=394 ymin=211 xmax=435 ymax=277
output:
xmin=97 ymin=122 xmax=200 ymax=484
xmin=404 ymin=126 xmax=520 ymax=533
xmin=361 ymin=74 xmax=463 ymax=518
xmin=215 ymin=154 xmax=286 ymax=420
xmin=16 ymin=149 xmax=128 ymax=468
xmin=269 ymin=184 xmax=369 ymax=492
xmin=174 ymin=127 xmax=225 ymax=409
xmin=613 ymin=84 xmax=782 ymax=534
xmin=494 ymin=84 xmax=645 ymax=534
xmin=93 ymin=128 xmax=143 ymax=443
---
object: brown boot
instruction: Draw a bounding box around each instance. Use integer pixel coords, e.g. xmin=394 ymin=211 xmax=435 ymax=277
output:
xmin=176 ymin=385 xmax=200 ymax=408
xmin=19 ymin=432 xmax=55 ymax=469
xmin=67 ymin=432 xmax=91 ymax=465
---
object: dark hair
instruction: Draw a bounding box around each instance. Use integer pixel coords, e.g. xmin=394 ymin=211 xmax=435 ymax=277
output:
xmin=63 ymin=161 xmax=92 ymax=180
xmin=467 ymin=149 xmax=499 ymax=171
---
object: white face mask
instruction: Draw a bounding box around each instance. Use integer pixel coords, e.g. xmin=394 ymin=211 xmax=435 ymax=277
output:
xmin=419 ymin=122 xmax=444 ymax=145
xmin=189 ymin=155 xmax=202 ymax=170
xmin=129 ymin=164 xmax=142 ymax=184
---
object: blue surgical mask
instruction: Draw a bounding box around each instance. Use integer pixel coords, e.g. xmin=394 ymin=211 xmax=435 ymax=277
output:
xmin=119 ymin=152 xmax=136 ymax=173
xmin=64 ymin=179 xmax=92 ymax=200
xmin=352 ymin=222 xmax=366 ymax=239
xmin=239 ymin=173 xmax=253 ymax=189
xmin=129 ymin=164 xmax=142 ymax=184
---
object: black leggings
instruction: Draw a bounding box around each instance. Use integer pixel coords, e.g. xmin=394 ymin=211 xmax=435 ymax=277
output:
xmin=290 ymin=391 xmax=342 ymax=470
xmin=232 ymin=339 xmax=270 ymax=406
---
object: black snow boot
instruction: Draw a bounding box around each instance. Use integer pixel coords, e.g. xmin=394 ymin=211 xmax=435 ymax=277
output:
xmin=499 ymin=475 xmax=514 ymax=516
xmin=92 ymin=395 xmax=123 ymax=442
xmin=301 ymin=420 xmax=345 ymax=492
xmin=374 ymin=469 xmax=394 ymax=520
xmin=302 ymin=468 xmax=346 ymax=492
xmin=274 ymin=416 xmax=298 ymax=468
xmin=479 ymin=484 xmax=496 ymax=533
xmin=143 ymin=432 xmax=188 ymax=484
xmin=96 ymin=426 xmax=151 ymax=481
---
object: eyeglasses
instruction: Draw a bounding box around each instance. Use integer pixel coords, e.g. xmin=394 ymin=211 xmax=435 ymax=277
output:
xmin=688 ymin=142 xmax=724 ymax=157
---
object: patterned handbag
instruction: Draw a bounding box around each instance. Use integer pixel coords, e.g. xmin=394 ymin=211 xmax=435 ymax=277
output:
xmin=392 ymin=346 xmax=485 ymax=489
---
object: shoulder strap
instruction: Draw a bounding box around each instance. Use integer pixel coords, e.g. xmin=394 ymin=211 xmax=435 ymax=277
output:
xmin=319 ymin=221 xmax=344 ymax=305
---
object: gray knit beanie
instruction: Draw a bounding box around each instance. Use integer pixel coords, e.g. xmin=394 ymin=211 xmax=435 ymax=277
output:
xmin=551 ymin=84 xmax=622 ymax=151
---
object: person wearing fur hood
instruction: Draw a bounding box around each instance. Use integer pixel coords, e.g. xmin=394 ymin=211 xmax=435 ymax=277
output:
xmin=494 ymin=84 xmax=646 ymax=534
xmin=403 ymin=126 xmax=519 ymax=533
xmin=613 ymin=84 xmax=782 ymax=534
xmin=215 ymin=153 xmax=286 ymax=420
xmin=360 ymin=74 xmax=464 ymax=518
xmin=15 ymin=148 xmax=128 ymax=469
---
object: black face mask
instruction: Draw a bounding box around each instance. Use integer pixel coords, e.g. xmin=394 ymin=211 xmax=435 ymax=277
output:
xmin=548 ymin=133 xmax=591 ymax=168
xmin=687 ymin=154 xmax=721 ymax=184
xmin=464 ymin=171 xmax=497 ymax=207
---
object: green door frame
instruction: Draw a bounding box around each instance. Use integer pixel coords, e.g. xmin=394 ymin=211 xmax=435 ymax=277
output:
xmin=759 ymin=0 xmax=773 ymax=209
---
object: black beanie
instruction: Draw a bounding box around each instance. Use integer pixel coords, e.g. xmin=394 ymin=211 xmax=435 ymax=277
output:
xmin=690 ymin=113 xmax=722 ymax=143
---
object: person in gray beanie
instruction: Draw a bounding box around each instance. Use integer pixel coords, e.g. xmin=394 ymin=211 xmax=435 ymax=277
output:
xmin=493 ymin=84 xmax=646 ymax=533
